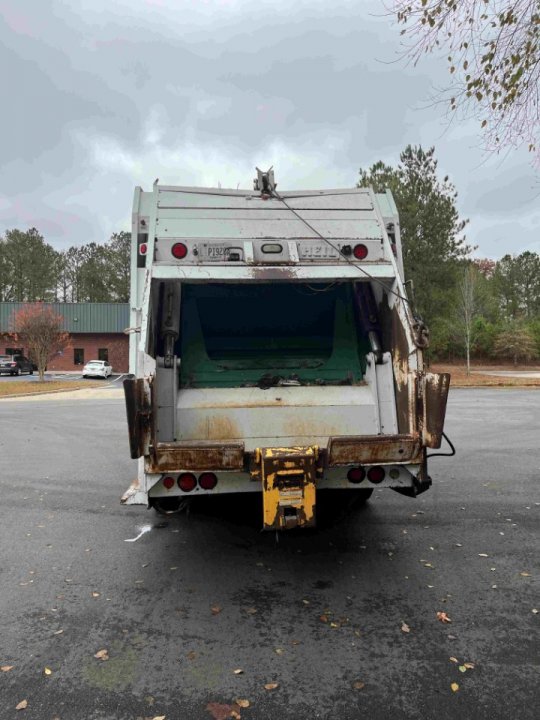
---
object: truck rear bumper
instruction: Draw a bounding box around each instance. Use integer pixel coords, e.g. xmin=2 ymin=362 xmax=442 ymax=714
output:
xmin=121 ymin=434 xmax=430 ymax=508
xmin=143 ymin=433 xmax=424 ymax=475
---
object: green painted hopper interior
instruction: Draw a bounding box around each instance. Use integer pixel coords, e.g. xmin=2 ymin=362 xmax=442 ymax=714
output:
xmin=176 ymin=282 xmax=369 ymax=388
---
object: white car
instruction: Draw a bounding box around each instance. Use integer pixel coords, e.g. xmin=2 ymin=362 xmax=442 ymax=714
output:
xmin=82 ymin=360 xmax=113 ymax=379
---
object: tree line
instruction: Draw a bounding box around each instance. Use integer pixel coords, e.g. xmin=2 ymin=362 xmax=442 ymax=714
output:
xmin=1 ymin=145 xmax=538 ymax=367
xmin=358 ymin=145 xmax=540 ymax=368
xmin=0 ymin=230 xmax=130 ymax=303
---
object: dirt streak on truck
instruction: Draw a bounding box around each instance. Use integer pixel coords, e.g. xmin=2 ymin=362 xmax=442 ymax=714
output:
xmin=122 ymin=169 xmax=450 ymax=530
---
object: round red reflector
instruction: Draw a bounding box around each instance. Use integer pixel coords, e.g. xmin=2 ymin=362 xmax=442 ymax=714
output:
xmin=162 ymin=475 xmax=175 ymax=490
xmin=178 ymin=472 xmax=197 ymax=492
xmin=139 ymin=243 xmax=147 ymax=255
xmin=353 ymin=244 xmax=368 ymax=260
xmin=199 ymin=472 xmax=218 ymax=490
xmin=171 ymin=242 xmax=188 ymax=259
xmin=347 ymin=467 xmax=365 ymax=484
xmin=367 ymin=466 xmax=385 ymax=484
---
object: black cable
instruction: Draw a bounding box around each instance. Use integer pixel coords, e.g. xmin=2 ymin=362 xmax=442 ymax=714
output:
xmin=427 ymin=431 xmax=456 ymax=459
xmin=271 ymin=188 xmax=413 ymax=307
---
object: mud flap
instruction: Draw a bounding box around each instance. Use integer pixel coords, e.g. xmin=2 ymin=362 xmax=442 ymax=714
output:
xmin=254 ymin=446 xmax=319 ymax=530
xmin=123 ymin=376 xmax=153 ymax=459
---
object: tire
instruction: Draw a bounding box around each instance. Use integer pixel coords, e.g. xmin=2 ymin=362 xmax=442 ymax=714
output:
xmin=153 ymin=497 xmax=186 ymax=515
xmin=356 ymin=488 xmax=374 ymax=504
xmin=28 ymin=369 xmax=33 ymax=375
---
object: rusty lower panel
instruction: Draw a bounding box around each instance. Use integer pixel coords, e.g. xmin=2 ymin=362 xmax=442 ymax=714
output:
xmin=421 ymin=372 xmax=451 ymax=448
xmin=146 ymin=441 xmax=245 ymax=472
xmin=123 ymin=377 xmax=152 ymax=459
xmin=327 ymin=434 xmax=422 ymax=466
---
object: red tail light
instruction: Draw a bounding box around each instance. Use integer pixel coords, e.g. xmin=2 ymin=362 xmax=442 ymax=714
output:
xmin=199 ymin=472 xmax=218 ymax=490
xmin=353 ymin=244 xmax=368 ymax=260
xmin=367 ymin=466 xmax=385 ymax=484
xmin=139 ymin=243 xmax=147 ymax=255
xmin=162 ymin=476 xmax=175 ymax=489
xmin=347 ymin=467 xmax=365 ymax=484
xmin=178 ymin=472 xmax=197 ymax=492
xmin=171 ymin=242 xmax=188 ymax=259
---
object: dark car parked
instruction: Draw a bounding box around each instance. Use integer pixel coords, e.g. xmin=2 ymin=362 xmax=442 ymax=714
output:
xmin=0 ymin=354 xmax=34 ymax=376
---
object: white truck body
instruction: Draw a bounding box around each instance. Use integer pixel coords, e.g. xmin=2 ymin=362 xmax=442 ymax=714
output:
xmin=122 ymin=175 xmax=449 ymax=529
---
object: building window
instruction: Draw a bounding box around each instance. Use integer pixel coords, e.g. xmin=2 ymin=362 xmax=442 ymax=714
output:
xmin=98 ymin=348 xmax=109 ymax=362
xmin=6 ymin=347 xmax=23 ymax=356
xmin=74 ymin=348 xmax=84 ymax=365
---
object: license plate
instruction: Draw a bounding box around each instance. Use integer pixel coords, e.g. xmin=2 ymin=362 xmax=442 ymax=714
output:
xmin=297 ymin=243 xmax=340 ymax=259
xmin=198 ymin=243 xmax=229 ymax=260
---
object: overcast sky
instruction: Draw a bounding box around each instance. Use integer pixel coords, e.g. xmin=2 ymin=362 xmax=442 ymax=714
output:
xmin=1 ymin=0 xmax=538 ymax=258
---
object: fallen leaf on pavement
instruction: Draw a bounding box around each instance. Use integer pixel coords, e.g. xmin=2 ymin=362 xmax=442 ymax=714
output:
xmin=450 ymin=683 xmax=459 ymax=693
xmin=206 ymin=703 xmax=239 ymax=720
xmin=236 ymin=699 xmax=250 ymax=708
xmin=152 ymin=716 xmax=166 ymax=720
xmin=458 ymin=665 xmax=467 ymax=673
xmin=233 ymin=668 xmax=243 ymax=675
xmin=16 ymin=700 xmax=28 ymax=711
xmin=274 ymin=648 xmax=284 ymax=655
xmin=520 ymin=572 xmax=531 ymax=577
xmin=264 ymin=682 xmax=279 ymax=690
xmin=94 ymin=649 xmax=109 ymax=661
xmin=532 ymin=609 xmax=538 ymax=614
xmin=211 ymin=605 xmax=222 ymax=615
xmin=401 ymin=623 xmax=410 ymax=633
xmin=230 ymin=712 xmax=241 ymax=720
xmin=186 ymin=651 xmax=196 ymax=661
xmin=1 ymin=665 xmax=14 ymax=672
xmin=437 ymin=612 xmax=452 ymax=624
xmin=44 ymin=667 xmax=52 ymax=676
xmin=449 ymin=657 xmax=458 ymax=663
xmin=319 ymin=615 xmax=328 ymax=623
xmin=53 ymin=629 xmax=64 ymax=635
xmin=463 ymin=662 xmax=475 ymax=669
xmin=352 ymin=681 xmax=365 ymax=690
xmin=91 ymin=592 xmax=100 ymax=598
xmin=478 ymin=553 xmax=489 ymax=558
xmin=245 ymin=607 xmax=257 ymax=615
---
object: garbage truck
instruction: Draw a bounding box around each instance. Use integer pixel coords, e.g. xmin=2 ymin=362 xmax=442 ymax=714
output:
xmin=122 ymin=168 xmax=450 ymax=529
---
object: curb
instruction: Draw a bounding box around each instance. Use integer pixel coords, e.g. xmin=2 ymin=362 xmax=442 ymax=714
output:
xmin=0 ymin=384 xmax=105 ymax=400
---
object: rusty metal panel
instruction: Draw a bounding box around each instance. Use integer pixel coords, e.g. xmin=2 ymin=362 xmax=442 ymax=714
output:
xmin=175 ymin=385 xmax=378 ymax=452
xmin=123 ymin=377 xmax=152 ymax=459
xmin=327 ymin=434 xmax=422 ymax=466
xmin=146 ymin=441 xmax=245 ymax=472
xmin=421 ymin=373 xmax=451 ymax=448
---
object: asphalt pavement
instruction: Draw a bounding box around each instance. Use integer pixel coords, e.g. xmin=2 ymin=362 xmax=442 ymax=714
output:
xmin=0 ymin=389 xmax=538 ymax=720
